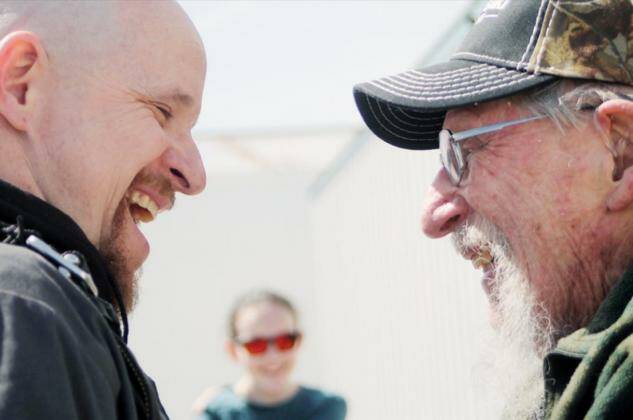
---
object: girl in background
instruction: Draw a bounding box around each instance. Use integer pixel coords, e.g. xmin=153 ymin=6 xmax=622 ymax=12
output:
xmin=194 ymin=290 xmax=347 ymax=420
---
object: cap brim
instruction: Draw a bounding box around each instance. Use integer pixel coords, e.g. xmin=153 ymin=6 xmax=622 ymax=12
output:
xmin=354 ymin=59 xmax=557 ymax=150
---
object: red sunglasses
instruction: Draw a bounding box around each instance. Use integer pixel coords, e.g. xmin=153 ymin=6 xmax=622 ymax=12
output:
xmin=236 ymin=332 xmax=301 ymax=356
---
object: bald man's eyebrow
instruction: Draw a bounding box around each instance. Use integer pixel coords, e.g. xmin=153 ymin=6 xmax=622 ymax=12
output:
xmin=156 ymin=91 xmax=194 ymax=108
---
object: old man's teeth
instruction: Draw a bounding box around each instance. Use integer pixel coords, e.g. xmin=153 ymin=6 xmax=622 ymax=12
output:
xmin=129 ymin=191 xmax=159 ymax=221
xmin=472 ymin=247 xmax=493 ymax=269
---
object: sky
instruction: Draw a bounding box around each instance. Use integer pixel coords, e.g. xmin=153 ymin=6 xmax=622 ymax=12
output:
xmin=179 ymin=1 xmax=476 ymax=134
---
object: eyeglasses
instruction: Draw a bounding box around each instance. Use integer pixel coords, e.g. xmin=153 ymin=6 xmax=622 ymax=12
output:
xmin=236 ymin=332 xmax=301 ymax=356
xmin=439 ymin=114 xmax=547 ymax=186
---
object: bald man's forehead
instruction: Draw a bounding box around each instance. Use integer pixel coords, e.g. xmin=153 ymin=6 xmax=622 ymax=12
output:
xmin=117 ymin=0 xmax=203 ymax=46
xmin=111 ymin=1 xmax=206 ymax=100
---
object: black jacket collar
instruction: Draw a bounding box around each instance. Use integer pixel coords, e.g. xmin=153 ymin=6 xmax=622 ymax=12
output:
xmin=0 ymin=179 xmax=116 ymax=304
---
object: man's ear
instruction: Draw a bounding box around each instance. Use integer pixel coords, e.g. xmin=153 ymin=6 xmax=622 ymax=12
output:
xmin=607 ymin=166 xmax=633 ymax=212
xmin=598 ymin=100 xmax=633 ymax=212
xmin=0 ymin=31 xmax=47 ymax=132
xmin=595 ymin=99 xmax=633 ymax=141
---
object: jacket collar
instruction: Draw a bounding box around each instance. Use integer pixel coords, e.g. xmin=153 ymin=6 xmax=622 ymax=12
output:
xmin=0 ymin=178 xmax=116 ymax=304
xmin=552 ymin=261 xmax=633 ymax=357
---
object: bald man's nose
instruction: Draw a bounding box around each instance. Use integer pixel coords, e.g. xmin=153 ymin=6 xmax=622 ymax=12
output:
xmin=421 ymin=169 xmax=469 ymax=238
xmin=164 ymin=136 xmax=206 ymax=195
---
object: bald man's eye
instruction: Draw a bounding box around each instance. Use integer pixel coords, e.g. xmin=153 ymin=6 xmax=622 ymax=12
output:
xmin=155 ymin=104 xmax=173 ymax=121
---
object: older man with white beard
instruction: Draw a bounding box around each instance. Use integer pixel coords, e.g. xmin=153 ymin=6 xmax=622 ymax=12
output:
xmin=354 ymin=0 xmax=633 ymax=418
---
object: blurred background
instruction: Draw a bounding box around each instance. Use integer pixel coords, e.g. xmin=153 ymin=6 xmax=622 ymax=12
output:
xmin=128 ymin=1 xmax=496 ymax=419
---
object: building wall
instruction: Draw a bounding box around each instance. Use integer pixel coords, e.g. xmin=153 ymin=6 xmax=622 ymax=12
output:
xmin=307 ymin=138 xmax=500 ymax=419
xmin=128 ymin=171 xmax=322 ymax=420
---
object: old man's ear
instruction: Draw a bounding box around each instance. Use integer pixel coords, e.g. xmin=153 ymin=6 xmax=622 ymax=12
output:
xmin=596 ymin=99 xmax=633 ymax=212
xmin=0 ymin=31 xmax=46 ymax=132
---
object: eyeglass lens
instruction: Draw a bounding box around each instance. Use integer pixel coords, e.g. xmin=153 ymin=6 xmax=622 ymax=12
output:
xmin=241 ymin=333 xmax=299 ymax=355
xmin=439 ymin=130 xmax=463 ymax=185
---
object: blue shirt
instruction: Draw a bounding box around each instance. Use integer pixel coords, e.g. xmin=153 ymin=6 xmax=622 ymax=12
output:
xmin=200 ymin=386 xmax=347 ymax=420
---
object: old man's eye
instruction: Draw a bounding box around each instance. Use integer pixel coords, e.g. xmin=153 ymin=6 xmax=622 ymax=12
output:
xmin=462 ymin=137 xmax=485 ymax=153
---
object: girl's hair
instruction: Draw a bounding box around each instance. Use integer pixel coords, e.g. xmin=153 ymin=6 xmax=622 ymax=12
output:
xmin=228 ymin=290 xmax=298 ymax=338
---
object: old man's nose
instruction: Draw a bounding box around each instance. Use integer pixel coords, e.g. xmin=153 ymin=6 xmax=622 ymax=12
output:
xmin=421 ymin=168 xmax=469 ymax=238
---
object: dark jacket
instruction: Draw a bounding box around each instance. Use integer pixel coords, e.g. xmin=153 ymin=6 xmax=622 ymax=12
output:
xmin=544 ymin=262 xmax=633 ymax=419
xmin=0 ymin=180 xmax=168 ymax=419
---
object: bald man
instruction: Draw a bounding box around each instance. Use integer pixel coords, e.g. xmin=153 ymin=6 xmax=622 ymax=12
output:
xmin=0 ymin=1 xmax=206 ymax=419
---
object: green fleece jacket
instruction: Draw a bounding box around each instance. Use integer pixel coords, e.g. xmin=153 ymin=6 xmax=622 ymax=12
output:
xmin=544 ymin=264 xmax=633 ymax=419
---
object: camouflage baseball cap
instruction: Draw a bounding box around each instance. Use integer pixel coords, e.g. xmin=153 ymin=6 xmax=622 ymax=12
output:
xmin=353 ymin=0 xmax=633 ymax=150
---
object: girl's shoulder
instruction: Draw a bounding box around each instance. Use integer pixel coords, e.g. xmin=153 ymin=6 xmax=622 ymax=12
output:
xmin=295 ymin=386 xmax=347 ymax=418
xmin=192 ymin=386 xmax=244 ymax=416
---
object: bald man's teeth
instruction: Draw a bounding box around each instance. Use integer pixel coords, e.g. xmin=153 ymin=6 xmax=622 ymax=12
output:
xmin=128 ymin=191 xmax=158 ymax=223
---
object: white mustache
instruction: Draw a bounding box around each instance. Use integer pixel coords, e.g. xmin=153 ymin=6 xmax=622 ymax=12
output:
xmin=451 ymin=214 xmax=511 ymax=260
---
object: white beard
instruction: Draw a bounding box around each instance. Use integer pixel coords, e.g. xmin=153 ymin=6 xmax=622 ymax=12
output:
xmin=453 ymin=215 xmax=553 ymax=419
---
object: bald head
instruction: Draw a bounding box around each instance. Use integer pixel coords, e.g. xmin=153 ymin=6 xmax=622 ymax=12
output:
xmin=0 ymin=1 xmax=119 ymax=60
xmin=0 ymin=1 xmax=204 ymax=87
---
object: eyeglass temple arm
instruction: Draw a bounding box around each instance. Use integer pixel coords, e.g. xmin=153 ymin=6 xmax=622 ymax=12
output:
xmin=452 ymin=115 xmax=546 ymax=142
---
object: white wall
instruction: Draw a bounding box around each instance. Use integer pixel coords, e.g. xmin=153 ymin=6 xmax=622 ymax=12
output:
xmin=308 ymin=138 xmax=498 ymax=419
xmin=128 ymin=170 xmax=321 ymax=420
